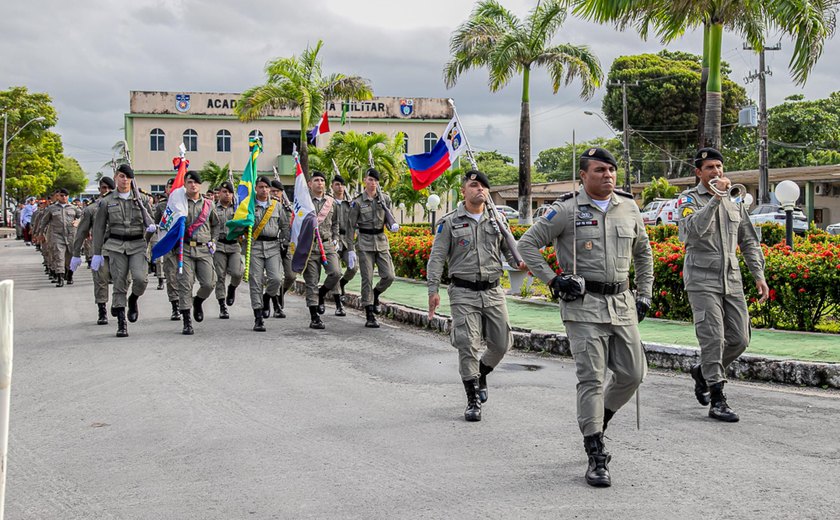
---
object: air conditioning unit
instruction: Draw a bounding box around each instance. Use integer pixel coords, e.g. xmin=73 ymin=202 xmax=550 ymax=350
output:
xmin=815 ymin=183 xmax=832 ymax=196
xmin=738 ymin=106 xmax=758 ymax=128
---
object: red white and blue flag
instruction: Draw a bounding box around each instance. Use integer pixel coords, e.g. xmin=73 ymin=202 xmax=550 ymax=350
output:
xmin=151 ymin=147 xmax=189 ymax=261
xmin=307 ymin=111 xmax=330 ymax=143
xmin=290 ymin=150 xmax=317 ymax=273
xmin=405 ymin=115 xmax=467 ymax=190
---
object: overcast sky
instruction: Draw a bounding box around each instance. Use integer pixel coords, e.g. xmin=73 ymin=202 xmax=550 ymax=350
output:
xmin=3 ymin=0 xmax=838 ymax=179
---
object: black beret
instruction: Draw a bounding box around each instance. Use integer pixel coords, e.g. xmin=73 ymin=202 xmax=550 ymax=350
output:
xmin=332 ymin=174 xmax=346 ymax=185
xmin=311 ymin=170 xmax=326 ymax=180
xmin=463 ymin=169 xmax=490 ymax=189
xmin=116 ymin=163 xmax=135 ymax=178
xmin=56 ymin=188 xmax=69 ymax=195
xmin=256 ymin=175 xmax=272 ymax=186
xmin=99 ymin=176 xmax=116 ymax=189
xmin=219 ymin=181 xmax=234 ymax=193
xmin=580 ymin=147 xmax=618 ymax=169
xmin=694 ymin=147 xmax=724 ymax=168
xmin=165 ymin=177 xmax=175 ymax=187
xmin=184 ymin=170 xmax=202 ymax=183
xmin=270 ymin=180 xmax=284 ymax=190
xmin=365 ymin=168 xmax=380 ymax=181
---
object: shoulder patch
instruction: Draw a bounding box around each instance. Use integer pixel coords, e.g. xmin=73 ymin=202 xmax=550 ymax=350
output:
xmin=681 ymin=207 xmax=694 ymax=218
xmin=436 ymin=222 xmax=444 ymax=234
xmin=545 ymin=209 xmax=557 ymax=221
xmin=614 ymin=189 xmax=633 ymax=199
xmin=679 ymin=195 xmax=693 ymax=205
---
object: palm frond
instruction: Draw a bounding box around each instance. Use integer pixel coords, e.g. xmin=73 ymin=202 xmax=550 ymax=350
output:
xmin=538 ymin=43 xmax=603 ymax=99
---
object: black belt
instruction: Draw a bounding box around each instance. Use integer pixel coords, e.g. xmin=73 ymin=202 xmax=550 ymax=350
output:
xmin=358 ymin=227 xmax=384 ymax=235
xmin=256 ymin=236 xmax=278 ymax=241
xmin=108 ymin=233 xmax=144 ymax=242
xmin=451 ymin=277 xmax=500 ymax=291
xmin=217 ymin=238 xmax=237 ymax=245
xmin=585 ymin=279 xmax=629 ymax=295
xmin=339 ymin=230 xmax=347 ymax=235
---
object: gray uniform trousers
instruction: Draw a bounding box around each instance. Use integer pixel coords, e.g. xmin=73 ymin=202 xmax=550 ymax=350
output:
xmin=303 ymin=250 xmax=341 ymax=306
xmin=93 ymin=256 xmax=111 ymax=304
xmin=566 ymin=320 xmax=646 ymax=437
xmin=214 ymin=250 xmax=243 ymax=300
xmin=687 ymin=290 xmax=750 ymax=385
xmin=327 ymin=248 xmax=359 ymax=297
xmin=281 ymin=249 xmax=296 ymax=293
xmin=358 ymin=250 xmax=395 ymax=306
xmin=163 ymin=251 xmax=180 ymax=303
xmin=448 ymin=285 xmax=512 ymax=380
xmin=50 ymin=237 xmax=73 ymax=272
xmin=109 ymin=247 xmax=148 ymax=309
xmin=178 ymin=253 xmax=216 ymax=311
xmin=249 ymin=252 xmax=283 ymax=310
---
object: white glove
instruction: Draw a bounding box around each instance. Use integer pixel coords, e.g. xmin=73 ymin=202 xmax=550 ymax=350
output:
xmin=207 ymin=241 xmax=216 ymax=255
xmin=69 ymin=256 xmax=82 ymax=272
xmin=91 ymin=255 xmax=104 ymax=271
xmin=347 ymin=251 xmax=357 ymax=269
xmin=146 ymin=224 xmax=157 ymax=233
xmin=389 ymin=223 xmax=400 ymax=233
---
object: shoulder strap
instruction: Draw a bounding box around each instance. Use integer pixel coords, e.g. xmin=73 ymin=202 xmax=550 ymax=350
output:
xmin=252 ymin=200 xmax=277 ymax=240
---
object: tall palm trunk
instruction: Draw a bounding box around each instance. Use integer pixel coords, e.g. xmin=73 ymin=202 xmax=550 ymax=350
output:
xmin=518 ymin=67 xmax=532 ymax=224
xmin=697 ymin=23 xmax=710 ymax=149
xmin=703 ymin=22 xmax=724 ymax=150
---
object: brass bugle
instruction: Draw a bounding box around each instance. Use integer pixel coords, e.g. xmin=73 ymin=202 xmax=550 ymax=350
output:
xmin=709 ymin=178 xmax=747 ymax=202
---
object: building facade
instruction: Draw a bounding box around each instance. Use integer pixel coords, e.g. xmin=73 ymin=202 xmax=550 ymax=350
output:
xmin=125 ymin=91 xmax=453 ymax=194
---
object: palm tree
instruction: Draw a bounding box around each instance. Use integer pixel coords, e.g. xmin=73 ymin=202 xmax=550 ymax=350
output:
xmin=431 ymin=166 xmax=465 ymax=212
xmin=199 ymin=161 xmax=235 ymax=188
xmin=235 ymin=40 xmax=373 ymax=180
xmin=310 ymin=131 xmax=406 ymax=194
xmin=444 ymin=0 xmax=602 ymax=223
xmin=390 ymin=173 xmax=428 ymax=224
xmin=573 ymin=0 xmax=837 ymax=149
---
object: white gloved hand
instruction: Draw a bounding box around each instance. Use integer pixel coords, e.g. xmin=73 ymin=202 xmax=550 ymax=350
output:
xmin=69 ymin=256 xmax=82 ymax=272
xmin=91 ymin=255 xmax=104 ymax=271
xmin=207 ymin=241 xmax=216 ymax=255
xmin=146 ymin=224 xmax=157 ymax=233
xmin=347 ymin=251 xmax=357 ymax=269
xmin=389 ymin=223 xmax=400 ymax=233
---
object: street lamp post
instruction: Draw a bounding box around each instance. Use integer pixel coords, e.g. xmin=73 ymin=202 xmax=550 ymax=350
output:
xmin=427 ymin=194 xmax=441 ymax=234
xmin=584 ymin=110 xmax=631 ymax=193
xmin=398 ymin=202 xmax=406 ymax=224
xmin=775 ymin=180 xmax=800 ymax=250
xmin=2 ymin=114 xmax=46 ymax=227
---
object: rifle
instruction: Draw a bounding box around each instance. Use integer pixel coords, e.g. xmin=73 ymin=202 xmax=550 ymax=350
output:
xmin=368 ymin=150 xmax=397 ymax=229
xmin=118 ymin=140 xmax=155 ymax=228
xmin=272 ymin=166 xmax=293 ymax=214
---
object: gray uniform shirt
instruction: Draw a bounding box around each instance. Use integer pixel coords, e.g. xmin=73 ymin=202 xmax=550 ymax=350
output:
xmin=249 ymin=200 xmax=285 ymax=258
xmin=427 ymin=202 xmax=519 ymax=295
xmin=214 ymin=202 xmax=239 ymax=254
xmin=311 ymin=195 xmax=340 ymax=255
xmin=73 ymin=199 xmax=106 ymax=257
xmin=333 ymin=197 xmax=353 ymax=252
xmin=92 ymin=191 xmax=153 ymax=256
xmin=183 ymin=196 xmax=221 ymax=259
xmin=677 ymin=183 xmax=765 ymax=294
xmin=349 ymin=191 xmax=393 ymax=252
xmin=41 ymin=203 xmax=82 ymax=242
xmin=518 ymin=189 xmax=654 ymax=325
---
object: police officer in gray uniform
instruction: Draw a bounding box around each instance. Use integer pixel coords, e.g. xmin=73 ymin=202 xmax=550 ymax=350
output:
xmin=327 ymin=174 xmax=357 ymax=316
xmin=302 ymin=170 xmax=341 ymax=329
xmin=248 ymin=176 xmax=287 ymax=332
xmin=678 ymin=148 xmax=769 ymax=422
xmin=213 ymin=181 xmax=242 ymax=319
xmin=427 ymin=170 xmax=525 ymax=422
xmin=270 ymin=179 xmax=296 ymax=318
xmin=177 ymin=171 xmax=221 ymax=335
xmin=70 ymin=176 xmax=114 ymax=325
xmin=348 ymin=168 xmax=398 ymax=328
xmin=91 ymin=164 xmax=156 ymax=337
xmin=518 ymin=148 xmax=654 ymax=488
xmin=39 ymin=187 xmax=82 ymax=287
xmin=154 ymin=178 xmax=181 ymax=321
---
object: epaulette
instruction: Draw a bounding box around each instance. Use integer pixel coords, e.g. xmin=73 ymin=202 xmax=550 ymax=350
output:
xmin=557 ymin=190 xmax=578 ymax=202
xmin=614 ymin=189 xmax=634 ymax=199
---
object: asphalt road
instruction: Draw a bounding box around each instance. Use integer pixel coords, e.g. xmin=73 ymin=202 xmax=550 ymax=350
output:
xmin=2 ymin=238 xmax=839 ymax=519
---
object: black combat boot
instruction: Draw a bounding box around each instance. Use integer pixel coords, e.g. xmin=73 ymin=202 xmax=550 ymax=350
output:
xmin=262 ymin=293 xmax=271 ymax=319
xmin=603 ymin=408 xmax=616 ymax=432
xmin=193 ymin=296 xmax=205 ymax=322
xmin=226 ymin=284 xmax=236 ymax=306
xmin=691 ymin=364 xmax=711 ymax=406
xmin=97 ymin=303 xmax=108 ymax=325
xmin=157 ymin=277 xmax=165 ymax=290
xmin=65 ymin=269 xmax=73 ymax=285
xmin=373 ymin=288 xmax=382 ymax=314
xmin=364 ymin=305 xmax=379 ymax=328
xmin=317 ymin=286 xmax=330 ymax=315
xmin=583 ymin=433 xmax=612 ymax=487
xmin=55 ymin=272 xmax=64 ymax=287
xmin=463 ymin=378 xmax=482 ymax=422
xmin=478 ymin=361 xmax=494 ymax=403
xmin=309 ymin=306 xmax=325 ymax=329
xmin=170 ymin=300 xmax=180 ymax=321
xmin=708 ymin=382 xmax=739 ymax=422
xmin=271 ymin=296 xmax=285 ymax=318
xmin=181 ymin=310 xmax=194 ymax=335
xmin=218 ymin=299 xmax=229 ymax=319
xmin=339 ymin=278 xmax=348 ymax=296
xmin=115 ymin=308 xmax=129 ymax=338
xmin=334 ymin=294 xmax=346 ymax=316
xmin=127 ymin=294 xmax=139 ymax=323
xmin=253 ymin=308 xmax=266 ymax=332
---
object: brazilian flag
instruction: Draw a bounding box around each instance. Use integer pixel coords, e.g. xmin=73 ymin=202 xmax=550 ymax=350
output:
xmin=225 ymin=138 xmax=262 ymax=240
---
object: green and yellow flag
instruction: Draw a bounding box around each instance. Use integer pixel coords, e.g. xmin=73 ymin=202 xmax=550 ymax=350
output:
xmin=225 ymin=138 xmax=262 ymax=240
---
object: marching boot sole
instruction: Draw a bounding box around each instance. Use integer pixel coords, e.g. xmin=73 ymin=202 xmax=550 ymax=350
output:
xmin=335 ymin=309 xmax=346 ymax=316
xmin=709 ymin=410 xmax=740 ymax=422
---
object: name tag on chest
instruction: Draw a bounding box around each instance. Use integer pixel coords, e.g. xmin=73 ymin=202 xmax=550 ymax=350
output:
xmin=575 ymin=220 xmax=598 ymax=227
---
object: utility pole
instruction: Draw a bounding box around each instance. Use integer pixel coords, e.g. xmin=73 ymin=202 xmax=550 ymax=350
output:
xmin=610 ymin=80 xmax=639 ymax=193
xmin=744 ymin=42 xmax=781 ymax=204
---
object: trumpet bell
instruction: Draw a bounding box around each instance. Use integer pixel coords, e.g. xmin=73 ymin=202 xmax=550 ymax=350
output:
xmin=709 ymin=178 xmax=748 ymax=203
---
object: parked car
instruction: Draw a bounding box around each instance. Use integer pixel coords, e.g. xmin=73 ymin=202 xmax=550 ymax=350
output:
xmin=827 ymin=222 xmax=840 ymax=235
xmin=534 ymin=205 xmax=553 ymax=219
xmin=641 ymin=199 xmax=669 ymax=225
xmin=748 ymin=204 xmax=808 ymax=234
xmin=495 ymin=205 xmax=520 ymax=220
xmin=655 ymin=198 xmax=682 ymax=225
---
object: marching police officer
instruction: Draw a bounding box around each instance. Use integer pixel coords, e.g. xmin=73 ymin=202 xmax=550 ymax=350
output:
xmin=678 ymin=148 xmax=769 ymax=422
xmin=248 ymin=176 xmax=287 ymax=332
xmin=327 ymin=174 xmax=357 ymax=316
xmin=91 ymin=164 xmax=156 ymax=337
xmin=302 ymin=170 xmax=341 ymax=329
xmin=70 ymin=176 xmax=115 ymax=324
xmin=518 ymin=148 xmax=654 ymax=488
xmin=427 ymin=170 xmax=525 ymax=422
xmin=270 ymin=179 xmax=296 ymax=318
xmin=38 ymin=187 xmax=82 ymax=287
xmin=348 ymin=168 xmax=397 ymax=328
xmin=154 ymin=178 xmax=181 ymax=321
xmin=213 ymin=181 xmax=242 ymax=319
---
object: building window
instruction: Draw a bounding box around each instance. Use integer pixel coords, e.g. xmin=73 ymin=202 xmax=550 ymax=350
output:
xmin=249 ymin=130 xmax=264 ymax=146
xmin=365 ymin=131 xmax=375 ymax=136
xmin=183 ymin=129 xmax=198 ymax=152
xmin=424 ymin=132 xmax=438 ymax=153
xmin=280 ymin=130 xmax=299 ymax=155
xmin=150 ymin=184 xmax=166 ymax=195
xmin=216 ymin=130 xmax=231 ymax=152
xmin=150 ymin=128 xmax=165 ymax=151
xmin=400 ymin=132 xmax=409 ymax=153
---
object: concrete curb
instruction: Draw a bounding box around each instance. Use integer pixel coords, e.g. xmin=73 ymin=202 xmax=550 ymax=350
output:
xmin=292 ymin=281 xmax=840 ymax=389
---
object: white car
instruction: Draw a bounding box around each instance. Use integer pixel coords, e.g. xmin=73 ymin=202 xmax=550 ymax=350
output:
xmin=655 ymin=199 xmax=682 ymax=225
xmin=827 ymin=222 xmax=840 ymax=235
xmin=640 ymin=199 xmax=668 ymax=225
xmin=495 ymin=205 xmax=520 ymax=220
xmin=748 ymin=204 xmax=808 ymax=234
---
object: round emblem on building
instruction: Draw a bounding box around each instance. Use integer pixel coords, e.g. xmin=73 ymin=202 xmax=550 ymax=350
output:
xmin=399 ymin=98 xmax=414 ymax=117
xmin=175 ymin=94 xmax=191 ymax=113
